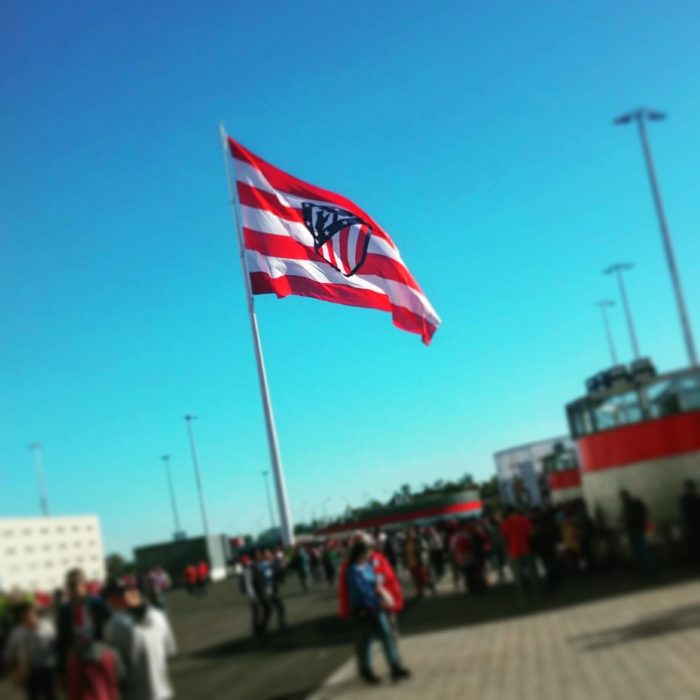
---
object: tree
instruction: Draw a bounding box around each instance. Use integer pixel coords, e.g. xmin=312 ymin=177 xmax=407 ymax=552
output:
xmin=105 ymin=553 xmax=131 ymax=580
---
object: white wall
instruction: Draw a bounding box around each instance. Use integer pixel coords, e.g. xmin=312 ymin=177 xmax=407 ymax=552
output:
xmin=0 ymin=515 xmax=105 ymax=593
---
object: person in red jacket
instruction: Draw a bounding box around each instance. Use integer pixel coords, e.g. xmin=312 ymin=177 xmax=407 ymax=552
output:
xmin=338 ymin=532 xmax=404 ymax=625
xmin=197 ymin=560 xmax=210 ymax=596
xmin=500 ymin=507 xmax=538 ymax=596
xmin=184 ymin=564 xmax=198 ymax=595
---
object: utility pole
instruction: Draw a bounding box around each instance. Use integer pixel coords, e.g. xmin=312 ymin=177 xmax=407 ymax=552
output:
xmin=161 ymin=454 xmax=182 ymax=537
xmin=29 ymin=443 xmax=49 ymax=517
xmin=614 ymin=107 xmax=697 ymax=366
xmin=596 ymin=300 xmax=618 ymax=365
xmin=604 ymin=263 xmax=641 ymax=360
xmin=184 ymin=415 xmax=210 ymax=537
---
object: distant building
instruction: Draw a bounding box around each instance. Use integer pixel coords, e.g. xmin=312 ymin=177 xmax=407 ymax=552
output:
xmin=133 ymin=534 xmax=231 ymax=584
xmin=0 ymin=515 xmax=105 ymax=592
xmin=317 ymin=490 xmax=482 ymax=537
xmin=494 ymin=436 xmax=576 ymax=509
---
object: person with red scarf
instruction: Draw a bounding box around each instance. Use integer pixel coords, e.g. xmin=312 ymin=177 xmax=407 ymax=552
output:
xmin=337 ymin=533 xmax=404 ymax=621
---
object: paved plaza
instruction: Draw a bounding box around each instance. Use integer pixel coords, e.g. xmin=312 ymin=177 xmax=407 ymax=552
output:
xmin=312 ymin=576 xmax=700 ymax=700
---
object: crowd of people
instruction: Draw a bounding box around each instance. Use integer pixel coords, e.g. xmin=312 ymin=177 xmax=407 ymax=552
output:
xmin=2 ymin=567 xmax=176 ymax=700
xmin=3 ymin=480 xmax=699 ymax=695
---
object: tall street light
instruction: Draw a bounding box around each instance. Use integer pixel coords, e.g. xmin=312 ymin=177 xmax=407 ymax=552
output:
xmin=161 ymin=454 xmax=182 ymax=537
xmin=261 ymin=470 xmax=275 ymax=530
xmin=604 ymin=263 xmax=641 ymax=360
xmin=596 ymin=300 xmax=618 ymax=366
xmin=184 ymin=415 xmax=210 ymax=537
xmin=614 ymin=107 xmax=697 ymax=367
xmin=28 ymin=443 xmax=50 ymax=517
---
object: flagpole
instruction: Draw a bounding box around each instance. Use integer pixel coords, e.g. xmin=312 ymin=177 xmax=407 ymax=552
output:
xmin=219 ymin=123 xmax=296 ymax=548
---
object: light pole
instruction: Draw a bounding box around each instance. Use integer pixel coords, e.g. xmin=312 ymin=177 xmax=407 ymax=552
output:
xmin=28 ymin=443 xmax=49 ymax=517
xmin=604 ymin=263 xmax=641 ymax=360
xmin=162 ymin=454 xmax=182 ymax=537
xmin=614 ymin=107 xmax=697 ymax=366
xmin=261 ymin=470 xmax=275 ymax=530
xmin=184 ymin=415 xmax=210 ymax=537
xmin=596 ymin=300 xmax=618 ymax=365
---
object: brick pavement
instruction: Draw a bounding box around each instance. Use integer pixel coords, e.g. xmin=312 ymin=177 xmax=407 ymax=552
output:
xmin=308 ymin=579 xmax=700 ymax=700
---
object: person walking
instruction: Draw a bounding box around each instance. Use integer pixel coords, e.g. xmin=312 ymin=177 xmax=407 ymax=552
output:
xmin=620 ymin=490 xmax=656 ymax=576
xmin=182 ymin=566 xmax=197 ymax=596
xmin=104 ymin=580 xmax=176 ymax=700
xmin=532 ymin=509 xmax=561 ymax=591
xmin=679 ymin=480 xmax=700 ymax=565
xmin=500 ymin=508 xmax=538 ymax=597
xmin=239 ymin=556 xmax=261 ymax=638
xmin=195 ymin=562 xmax=209 ymax=596
xmin=321 ymin=545 xmax=337 ymax=586
xmin=344 ymin=539 xmax=410 ymax=685
xmin=404 ymin=529 xmax=434 ymax=597
xmin=257 ymin=550 xmax=287 ymax=636
xmin=4 ymin=601 xmax=56 ymax=700
xmin=426 ymin=528 xmax=445 ymax=581
xmin=293 ymin=547 xmax=310 ymax=592
xmin=56 ymin=568 xmax=120 ymax=700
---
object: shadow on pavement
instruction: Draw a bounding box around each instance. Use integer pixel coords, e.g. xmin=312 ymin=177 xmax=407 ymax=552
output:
xmin=570 ymin=602 xmax=700 ymax=650
xmin=395 ymin=568 xmax=699 ymax=637
xmin=195 ymin=614 xmax=352 ymax=658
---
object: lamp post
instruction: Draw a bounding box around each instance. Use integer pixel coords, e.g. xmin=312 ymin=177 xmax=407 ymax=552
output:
xmin=596 ymin=300 xmax=618 ymax=365
xmin=604 ymin=263 xmax=641 ymax=360
xmin=161 ymin=454 xmax=182 ymax=537
xmin=28 ymin=443 xmax=49 ymax=517
xmin=614 ymin=107 xmax=697 ymax=366
xmin=184 ymin=415 xmax=210 ymax=537
xmin=261 ymin=470 xmax=275 ymax=530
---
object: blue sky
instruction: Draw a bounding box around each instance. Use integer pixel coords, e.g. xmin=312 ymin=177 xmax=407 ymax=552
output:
xmin=2 ymin=1 xmax=699 ymax=556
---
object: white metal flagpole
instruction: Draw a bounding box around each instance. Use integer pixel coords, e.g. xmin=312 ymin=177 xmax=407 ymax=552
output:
xmin=219 ymin=123 xmax=296 ymax=547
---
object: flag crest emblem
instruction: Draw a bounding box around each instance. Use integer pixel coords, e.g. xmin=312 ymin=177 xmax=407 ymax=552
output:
xmin=301 ymin=202 xmax=372 ymax=277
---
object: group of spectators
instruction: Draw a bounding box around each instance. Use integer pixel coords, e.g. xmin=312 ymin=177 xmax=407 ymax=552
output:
xmin=2 ymin=567 xmax=176 ymax=700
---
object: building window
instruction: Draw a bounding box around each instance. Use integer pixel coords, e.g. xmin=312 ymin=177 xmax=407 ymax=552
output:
xmin=5 ymin=548 xmax=15 ymax=556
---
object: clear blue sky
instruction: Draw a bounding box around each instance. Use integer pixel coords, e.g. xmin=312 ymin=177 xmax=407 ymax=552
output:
xmin=2 ymin=1 xmax=699 ymax=556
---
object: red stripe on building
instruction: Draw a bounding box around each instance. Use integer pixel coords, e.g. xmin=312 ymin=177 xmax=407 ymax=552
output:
xmin=320 ymin=500 xmax=483 ymax=535
xmin=229 ymin=138 xmax=395 ymax=248
xmin=249 ymin=272 xmax=438 ymax=344
xmin=547 ymin=468 xmax=582 ymax=491
xmin=577 ymin=410 xmax=700 ymax=472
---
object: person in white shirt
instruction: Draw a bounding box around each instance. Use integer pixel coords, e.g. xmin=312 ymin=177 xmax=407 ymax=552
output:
xmin=4 ymin=601 xmax=56 ymax=700
xmin=104 ymin=580 xmax=177 ymax=700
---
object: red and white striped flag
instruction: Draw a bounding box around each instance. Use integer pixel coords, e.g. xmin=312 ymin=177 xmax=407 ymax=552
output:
xmin=227 ymin=137 xmax=441 ymax=344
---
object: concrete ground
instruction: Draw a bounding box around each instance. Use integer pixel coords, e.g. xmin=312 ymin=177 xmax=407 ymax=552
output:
xmin=311 ymin=575 xmax=700 ymax=700
xmin=2 ymin=568 xmax=699 ymax=700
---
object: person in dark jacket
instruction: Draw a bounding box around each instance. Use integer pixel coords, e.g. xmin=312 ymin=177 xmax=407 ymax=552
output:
xmin=56 ymin=568 xmax=120 ymax=700
xmin=679 ymin=480 xmax=700 ymax=565
xmin=620 ymin=490 xmax=656 ymax=576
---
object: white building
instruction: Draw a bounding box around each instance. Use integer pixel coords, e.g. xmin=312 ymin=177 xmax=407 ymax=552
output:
xmin=494 ymin=436 xmax=576 ymax=508
xmin=0 ymin=515 xmax=105 ymax=593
